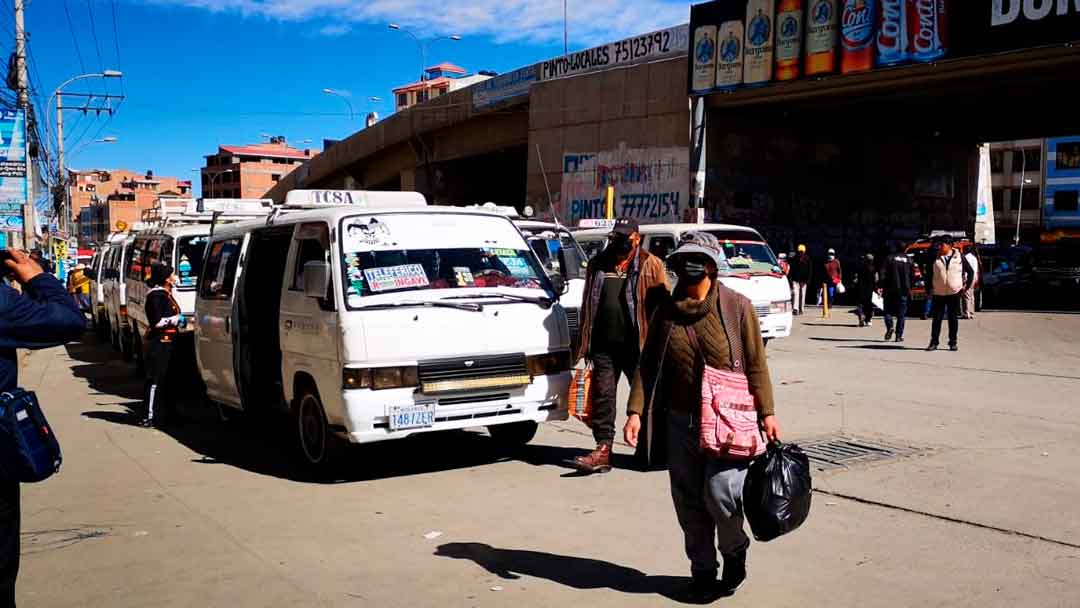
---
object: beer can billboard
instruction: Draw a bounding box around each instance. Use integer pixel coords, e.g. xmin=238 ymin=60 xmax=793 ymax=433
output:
xmin=775 ymin=0 xmax=804 ymax=80
xmin=805 ymin=0 xmax=839 ymax=75
xmin=744 ymin=0 xmax=775 ymax=85
xmin=716 ymin=21 xmax=745 ymax=89
xmin=692 ymin=25 xmax=719 ymax=92
xmin=876 ymin=0 xmax=910 ymax=66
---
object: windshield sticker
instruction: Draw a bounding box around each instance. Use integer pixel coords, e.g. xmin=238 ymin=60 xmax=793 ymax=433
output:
xmin=453 ymin=266 xmax=475 ymax=287
xmin=500 ymin=255 xmax=533 ymax=277
xmin=485 ymin=247 xmax=519 ymax=257
xmin=363 ymin=264 xmax=429 ymax=292
xmin=344 ymin=254 xmax=365 ymax=295
xmin=344 ymin=218 xmax=392 ymax=251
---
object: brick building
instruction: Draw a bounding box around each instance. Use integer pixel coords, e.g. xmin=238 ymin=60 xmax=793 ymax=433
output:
xmin=71 ymin=169 xmax=191 ymax=245
xmin=393 ymin=63 xmax=492 ymax=112
xmin=200 ymin=137 xmax=315 ymax=199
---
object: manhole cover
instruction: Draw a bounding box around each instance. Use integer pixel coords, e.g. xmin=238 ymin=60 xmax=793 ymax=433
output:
xmin=798 ymin=436 xmax=922 ymax=470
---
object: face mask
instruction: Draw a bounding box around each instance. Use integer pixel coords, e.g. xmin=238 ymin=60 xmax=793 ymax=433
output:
xmin=677 ymin=261 xmax=708 ymax=284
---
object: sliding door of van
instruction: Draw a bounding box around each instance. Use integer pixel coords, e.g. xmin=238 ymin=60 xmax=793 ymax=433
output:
xmin=196 ymin=235 xmax=247 ymax=407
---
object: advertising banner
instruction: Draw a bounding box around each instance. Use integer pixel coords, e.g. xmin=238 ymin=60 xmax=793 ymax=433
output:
xmin=0 ymin=109 xmax=27 ymax=231
xmin=1043 ymin=136 xmax=1080 ymax=230
xmin=559 ymin=145 xmax=689 ymax=225
xmin=473 ymin=65 xmax=538 ymax=109
xmin=688 ymin=1 xmax=1080 ymax=95
xmin=974 ymin=143 xmax=996 ymax=244
xmin=540 ymin=24 xmax=690 ymax=81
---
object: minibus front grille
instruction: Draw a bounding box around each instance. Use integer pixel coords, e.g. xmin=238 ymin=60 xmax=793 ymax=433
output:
xmin=438 ymin=393 xmax=510 ymax=406
xmin=418 ymin=354 xmax=528 ymax=394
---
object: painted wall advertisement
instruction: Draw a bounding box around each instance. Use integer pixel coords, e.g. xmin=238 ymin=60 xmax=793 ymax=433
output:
xmin=540 ymin=24 xmax=690 ymax=81
xmin=0 ymin=109 xmax=27 ymax=231
xmin=559 ymin=145 xmax=689 ymax=225
xmin=473 ymin=65 xmax=538 ymax=109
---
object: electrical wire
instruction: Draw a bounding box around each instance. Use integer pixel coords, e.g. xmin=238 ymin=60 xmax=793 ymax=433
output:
xmin=62 ymin=0 xmax=93 ymax=95
xmin=109 ymin=0 xmax=122 ymax=94
xmin=84 ymin=0 xmax=107 ymax=94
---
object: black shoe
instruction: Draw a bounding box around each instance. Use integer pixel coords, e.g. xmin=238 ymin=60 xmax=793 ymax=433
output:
xmin=685 ymin=571 xmax=720 ymax=603
xmin=949 ymin=344 xmax=958 ymax=351
xmin=720 ymin=550 xmax=747 ymax=594
xmin=884 ymin=329 xmax=894 ymax=341
xmin=138 ymin=418 xmax=153 ymax=428
xmin=896 ymin=335 xmax=904 ymax=343
xmin=926 ymin=343 xmax=938 ymax=352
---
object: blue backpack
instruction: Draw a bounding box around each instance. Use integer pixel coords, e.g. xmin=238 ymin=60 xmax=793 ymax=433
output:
xmin=0 ymin=389 xmax=61 ymax=482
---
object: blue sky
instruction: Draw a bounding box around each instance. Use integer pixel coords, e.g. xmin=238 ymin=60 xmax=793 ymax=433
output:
xmin=25 ymin=0 xmax=687 ymax=197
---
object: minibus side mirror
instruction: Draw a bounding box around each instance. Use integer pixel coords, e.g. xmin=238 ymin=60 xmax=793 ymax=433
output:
xmin=303 ymin=261 xmax=331 ymax=299
xmin=549 ymin=273 xmax=569 ymax=296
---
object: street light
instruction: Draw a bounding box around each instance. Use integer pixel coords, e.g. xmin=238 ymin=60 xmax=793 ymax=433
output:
xmin=322 ymin=88 xmax=354 ymax=121
xmin=68 ymin=135 xmax=118 ymax=158
xmin=388 ymin=24 xmax=461 ymax=103
xmin=51 ymin=70 xmax=123 ymax=234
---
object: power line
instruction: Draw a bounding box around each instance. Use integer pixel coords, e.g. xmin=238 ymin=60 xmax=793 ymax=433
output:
xmin=62 ymin=0 xmax=92 ymax=95
xmin=109 ymin=0 xmax=122 ymax=94
xmin=84 ymin=0 xmax=107 ymax=94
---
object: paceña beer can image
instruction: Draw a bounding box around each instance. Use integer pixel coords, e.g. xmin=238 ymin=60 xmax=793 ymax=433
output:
xmin=840 ymin=0 xmax=878 ymax=74
xmin=876 ymin=0 xmax=910 ymax=66
xmin=692 ymin=25 xmax=719 ymax=93
xmin=805 ymin=0 xmax=839 ymax=76
xmin=910 ymin=0 xmax=947 ymax=63
xmin=775 ymin=0 xmax=804 ymax=81
xmin=744 ymin=0 xmax=775 ymax=85
xmin=716 ymin=20 xmax=745 ymax=90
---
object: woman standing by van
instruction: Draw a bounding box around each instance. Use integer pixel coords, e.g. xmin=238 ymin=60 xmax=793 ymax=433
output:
xmin=623 ymin=232 xmax=780 ymax=601
xmin=142 ymin=263 xmax=184 ymax=427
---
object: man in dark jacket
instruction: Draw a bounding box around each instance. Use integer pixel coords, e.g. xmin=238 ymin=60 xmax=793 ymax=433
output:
xmin=880 ymin=242 xmax=913 ymax=342
xmin=0 ymin=248 xmax=85 ymax=605
xmin=573 ymin=217 xmax=668 ymax=474
xmin=854 ymin=254 xmax=877 ymax=327
xmin=789 ymin=245 xmax=812 ymax=315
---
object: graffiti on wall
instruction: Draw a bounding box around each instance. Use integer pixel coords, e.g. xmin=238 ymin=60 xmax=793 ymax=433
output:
xmin=559 ymin=145 xmax=689 ymax=225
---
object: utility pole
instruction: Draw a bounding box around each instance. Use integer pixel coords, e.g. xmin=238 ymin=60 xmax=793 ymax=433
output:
xmin=14 ymin=0 xmax=34 ymax=248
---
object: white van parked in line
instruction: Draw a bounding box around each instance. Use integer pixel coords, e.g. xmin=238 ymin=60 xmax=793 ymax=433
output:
xmin=124 ymin=199 xmax=272 ymax=374
xmin=101 ymin=232 xmax=137 ymax=357
xmin=194 ymin=190 xmax=572 ymax=470
xmin=88 ymin=244 xmax=110 ymax=340
xmin=576 ymin=223 xmax=793 ymax=341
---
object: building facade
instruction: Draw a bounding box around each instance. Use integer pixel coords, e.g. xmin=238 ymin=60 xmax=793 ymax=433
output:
xmin=200 ymin=137 xmax=315 ymax=199
xmin=393 ymin=63 xmax=492 ymax=112
xmin=71 ymin=169 xmax=191 ymax=245
xmin=990 ymin=140 xmax=1045 ymax=245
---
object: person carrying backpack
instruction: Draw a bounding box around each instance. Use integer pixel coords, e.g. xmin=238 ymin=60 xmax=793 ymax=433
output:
xmin=0 ymin=249 xmax=84 ymax=605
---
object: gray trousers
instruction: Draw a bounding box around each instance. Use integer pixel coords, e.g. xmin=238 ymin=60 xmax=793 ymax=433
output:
xmin=668 ymin=411 xmax=750 ymax=577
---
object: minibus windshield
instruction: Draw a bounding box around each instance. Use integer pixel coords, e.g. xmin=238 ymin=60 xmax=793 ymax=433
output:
xmin=340 ymin=214 xmax=551 ymax=310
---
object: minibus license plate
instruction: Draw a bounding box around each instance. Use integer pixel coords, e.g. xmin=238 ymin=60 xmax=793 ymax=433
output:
xmin=389 ymin=404 xmax=435 ymax=431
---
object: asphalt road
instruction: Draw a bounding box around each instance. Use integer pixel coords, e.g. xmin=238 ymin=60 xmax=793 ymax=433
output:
xmin=15 ymin=308 xmax=1080 ymax=607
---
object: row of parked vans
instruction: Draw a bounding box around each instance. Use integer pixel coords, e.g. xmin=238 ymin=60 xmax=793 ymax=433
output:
xmin=85 ymin=190 xmax=791 ymax=471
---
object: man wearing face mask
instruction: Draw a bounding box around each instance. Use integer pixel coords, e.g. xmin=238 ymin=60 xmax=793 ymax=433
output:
xmin=574 ymin=217 xmax=669 ymax=474
xmin=142 ymin=263 xmax=186 ymax=427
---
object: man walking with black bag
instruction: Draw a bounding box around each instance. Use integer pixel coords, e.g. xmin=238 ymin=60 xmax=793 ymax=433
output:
xmin=0 ymin=249 xmax=84 ymax=606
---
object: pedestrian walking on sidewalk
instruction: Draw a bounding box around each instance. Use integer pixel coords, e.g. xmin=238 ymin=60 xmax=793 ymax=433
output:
xmin=881 ymin=242 xmax=913 ymax=342
xmin=789 ymin=244 xmax=812 ymax=315
xmin=0 ymin=248 xmax=84 ymax=606
xmin=961 ymin=246 xmax=980 ymax=319
xmin=854 ymin=253 xmax=877 ymax=327
xmin=623 ymin=232 xmax=780 ymax=601
xmin=927 ymin=236 xmax=974 ymax=352
xmin=818 ymin=248 xmax=842 ymax=305
xmin=142 ymin=263 xmax=185 ymax=427
xmin=573 ymin=218 xmax=668 ymax=474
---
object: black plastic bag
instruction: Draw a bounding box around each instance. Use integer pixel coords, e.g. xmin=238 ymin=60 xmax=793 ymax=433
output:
xmin=743 ymin=441 xmax=812 ymax=542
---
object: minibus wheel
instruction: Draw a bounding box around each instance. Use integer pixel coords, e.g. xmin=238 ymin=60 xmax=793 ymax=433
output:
xmin=488 ymin=421 xmax=538 ymax=448
xmin=293 ymin=387 xmax=334 ymax=469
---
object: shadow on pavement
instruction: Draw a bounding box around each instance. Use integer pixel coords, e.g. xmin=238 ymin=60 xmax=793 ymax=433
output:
xmin=434 ymin=542 xmax=704 ymax=603
xmin=837 ymin=344 xmax=918 ymax=351
xmin=799 ymin=322 xmax=862 ymax=328
xmin=65 ymin=338 xmax=145 ymax=402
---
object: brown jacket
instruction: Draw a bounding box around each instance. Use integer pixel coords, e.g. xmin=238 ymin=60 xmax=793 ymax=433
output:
xmin=628 ymin=280 xmax=775 ymax=419
xmin=577 ymin=247 xmax=669 ymax=360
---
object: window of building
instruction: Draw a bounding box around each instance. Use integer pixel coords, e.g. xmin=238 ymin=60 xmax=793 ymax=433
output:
xmin=271 ymin=174 xmax=280 ymax=182
xmin=1056 ymin=142 xmax=1080 ymax=171
xmin=1055 ymin=189 xmax=1079 ymax=212
xmin=1008 ymin=187 xmax=1041 ymax=211
xmin=1013 ymin=148 xmax=1041 ymax=173
xmin=397 ymin=92 xmax=407 ymax=107
xmin=992 ymin=189 xmax=1005 ymax=212
xmin=990 ymin=151 xmax=1004 ymax=174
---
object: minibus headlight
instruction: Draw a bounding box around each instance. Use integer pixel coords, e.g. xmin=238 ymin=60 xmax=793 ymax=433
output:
xmin=344 ymin=366 xmax=419 ymax=390
xmin=527 ymin=351 xmax=573 ymax=377
xmin=769 ymin=300 xmax=791 ymax=314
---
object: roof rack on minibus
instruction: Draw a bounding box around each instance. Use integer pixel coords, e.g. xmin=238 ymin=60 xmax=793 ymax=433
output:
xmin=279 ymin=189 xmax=427 ymax=210
xmin=136 ymin=198 xmax=273 ymax=230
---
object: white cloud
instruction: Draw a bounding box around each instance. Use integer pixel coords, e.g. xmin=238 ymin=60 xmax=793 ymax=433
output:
xmin=318 ymin=22 xmax=351 ymax=36
xmin=156 ymin=0 xmax=688 ymax=46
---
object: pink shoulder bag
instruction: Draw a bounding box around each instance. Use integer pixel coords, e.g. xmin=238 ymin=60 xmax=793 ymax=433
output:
xmin=685 ymin=325 xmax=765 ymax=460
